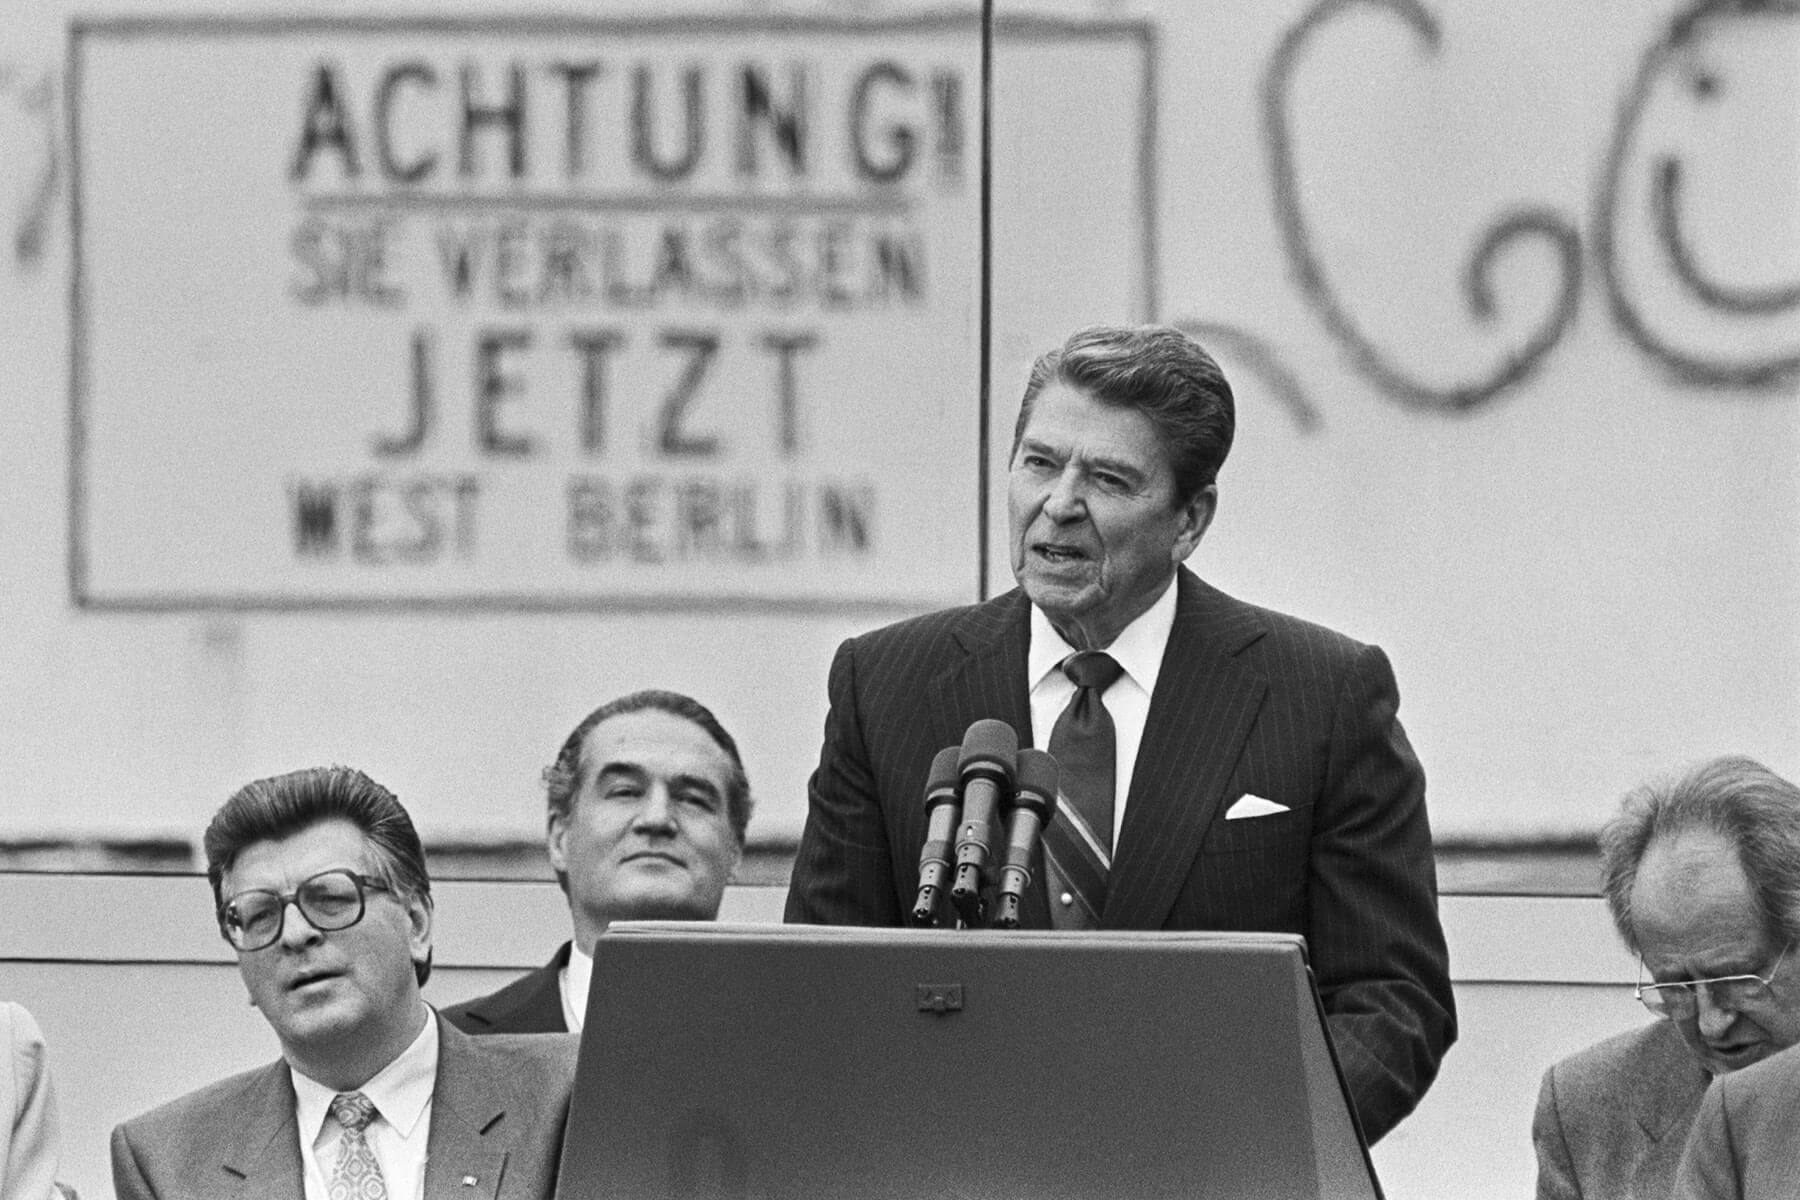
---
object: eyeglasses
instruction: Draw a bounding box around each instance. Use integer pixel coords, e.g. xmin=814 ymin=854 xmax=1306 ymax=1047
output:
xmin=1635 ymin=943 xmax=1792 ymax=1020
xmin=218 ymin=868 xmax=390 ymax=952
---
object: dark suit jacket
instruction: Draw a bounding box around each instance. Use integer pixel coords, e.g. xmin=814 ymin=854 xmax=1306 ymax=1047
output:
xmin=442 ymin=944 xmax=572 ymax=1035
xmin=784 ymin=568 xmax=1456 ymax=1143
xmin=109 ymin=1014 xmax=577 ymax=1200
xmin=1674 ymin=1042 xmax=1800 ymax=1200
xmin=1534 ymin=1020 xmax=1710 ymax=1200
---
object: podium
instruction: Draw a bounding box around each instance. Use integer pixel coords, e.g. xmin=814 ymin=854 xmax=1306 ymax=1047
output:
xmin=557 ymin=923 xmax=1380 ymax=1199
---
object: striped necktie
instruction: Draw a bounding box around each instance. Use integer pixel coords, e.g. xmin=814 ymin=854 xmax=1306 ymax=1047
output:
xmin=1042 ymin=650 xmax=1123 ymax=924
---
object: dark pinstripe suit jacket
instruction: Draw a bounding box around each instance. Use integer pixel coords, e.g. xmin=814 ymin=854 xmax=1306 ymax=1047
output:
xmin=784 ymin=567 xmax=1456 ymax=1143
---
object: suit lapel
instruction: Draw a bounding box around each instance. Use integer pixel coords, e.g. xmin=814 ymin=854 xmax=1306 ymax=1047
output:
xmin=425 ymin=1020 xmax=511 ymax=1200
xmin=219 ymin=1061 xmax=305 ymax=1200
xmin=475 ymin=947 xmax=569 ymax=1034
xmin=931 ymin=591 xmax=1047 ymax=925
xmin=1633 ymin=1021 xmax=1712 ymax=1141
xmin=1105 ymin=571 xmax=1268 ymax=929
xmin=934 ymin=590 xmax=1033 ymax=742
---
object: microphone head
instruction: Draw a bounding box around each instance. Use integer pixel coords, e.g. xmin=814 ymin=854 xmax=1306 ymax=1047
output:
xmin=1013 ymin=748 xmax=1059 ymax=819
xmin=924 ymin=746 xmax=961 ymax=810
xmin=959 ymin=718 xmax=1018 ymax=782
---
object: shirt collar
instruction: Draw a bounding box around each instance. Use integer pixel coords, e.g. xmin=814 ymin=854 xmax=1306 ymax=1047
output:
xmin=563 ymin=940 xmax=595 ymax=1030
xmin=291 ymin=1005 xmax=438 ymax=1141
xmin=1027 ymin=577 xmax=1179 ymax=697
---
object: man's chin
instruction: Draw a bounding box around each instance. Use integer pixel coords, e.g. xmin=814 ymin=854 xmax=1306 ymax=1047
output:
xmin=605 ymin=883 xmax=721 ymax=923
xmin=269 ymin=996 xmax=364 ymax=1048
xmin=1704 ymin=1044 xmax=1772 ymax=1075
xmin=1017 ymin=575 xmax=1097 ymax=619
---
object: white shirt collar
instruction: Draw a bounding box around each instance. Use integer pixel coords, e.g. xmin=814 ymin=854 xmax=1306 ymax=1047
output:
xmin=1027 ymin=576 xmax=1179 ymax=697
xmin=561 ymin=940 xmax=595 ymax=1032
xmin=291 ymin=1005 xmax=438 ymax=1143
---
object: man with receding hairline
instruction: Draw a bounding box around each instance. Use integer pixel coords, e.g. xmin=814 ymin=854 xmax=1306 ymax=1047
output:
xmin=1534 ymin=755 xmax=1800 ymax=1200
xmin=444 ymin=690 xmax=751 ymax=1035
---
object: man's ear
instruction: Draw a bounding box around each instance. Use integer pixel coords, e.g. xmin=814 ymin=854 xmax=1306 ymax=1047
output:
xmin=405 ymin=892 xmax=433 ymax=965
xmin=546 ymin=808 xmax=569 ymax=877
xmin=1173 ymin=484 xmax=1218 ymax=563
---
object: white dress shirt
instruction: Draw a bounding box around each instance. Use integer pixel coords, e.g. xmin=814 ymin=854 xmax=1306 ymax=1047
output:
xmin=292 ymin=1007 xmax=437 ymax=1200
xmin=1027 ymin=577 xmax=1179 ymax=846
xmin=559 ymin=941 xmax=595 ymax=1032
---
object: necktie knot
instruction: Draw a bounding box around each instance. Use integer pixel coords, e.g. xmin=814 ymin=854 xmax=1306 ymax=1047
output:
xmin=330 ymin=1091 xmax=378 ymax=1134
xmin=1062 ymin=650 xmax=1123 ymax=692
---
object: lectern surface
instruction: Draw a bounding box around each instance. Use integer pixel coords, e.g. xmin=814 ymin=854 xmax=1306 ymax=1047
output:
xmin=558 ymin=923 xmax=1378 ymax=1200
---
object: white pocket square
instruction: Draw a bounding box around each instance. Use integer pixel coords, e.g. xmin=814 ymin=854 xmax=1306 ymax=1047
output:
xmin=1224 ymin=794 xmax=1290 ymax=820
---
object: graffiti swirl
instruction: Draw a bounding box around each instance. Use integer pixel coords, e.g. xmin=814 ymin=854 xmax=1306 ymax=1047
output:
xmin=1595 ymin=0 xmax=1800 ymax=388
xmin=1265 ymin=0 xmax=1582 ymax=413
xmin=1174 ymin=318 xmax=1321 ymax=433
xmin=5 ymin=66 xmax=57 ymax=268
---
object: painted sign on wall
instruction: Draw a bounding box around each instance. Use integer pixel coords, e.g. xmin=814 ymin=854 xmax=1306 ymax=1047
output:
xmin=71 ymin=16 xmax=988 ymax=610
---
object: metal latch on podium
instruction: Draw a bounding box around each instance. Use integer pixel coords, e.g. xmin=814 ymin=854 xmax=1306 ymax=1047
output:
xmin=915 ymin=984 xmax=964 ymax=1014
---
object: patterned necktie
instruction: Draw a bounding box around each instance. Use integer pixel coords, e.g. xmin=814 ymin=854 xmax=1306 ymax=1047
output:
xmin=328 ymin=1091 xmax=389 ymax=1200
xmin=1042 ymin=650 xmax=1124 ymax=923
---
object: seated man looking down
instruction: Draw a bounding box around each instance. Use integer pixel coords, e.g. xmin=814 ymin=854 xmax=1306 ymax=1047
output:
xmin=443 ymin=690 xmax=751 ymax=1034
xmin=111 ymin=765 xmax=576 ymax=1200
xmin=1534 ymin=756 xmax=1800 ymax=1200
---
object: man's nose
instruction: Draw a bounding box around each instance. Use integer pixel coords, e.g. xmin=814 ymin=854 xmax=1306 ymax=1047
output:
xmin=1043 ymin=470 xmax=1086 ymax=521
xmin=632 ymin=785 xmax=679 ymax=832
xmin=277 ymin=898 xmax=322 ymax=949
xmin=1694 ymin=986 xmax=1738 ymax=1039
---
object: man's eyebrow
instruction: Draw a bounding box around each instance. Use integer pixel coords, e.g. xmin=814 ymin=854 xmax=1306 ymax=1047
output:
xmin=593 ymin=763 xmax=723 ymax=797
xmin=666 ymin=772 xmax=724 ymax=798
xmin=1653 ymin=956 xmax=1762 ymax=981
xmin=1073 ymin=450 xmax=1146 ymax=482
xmin=1018 ymin=436 xmax=1144 ymax=479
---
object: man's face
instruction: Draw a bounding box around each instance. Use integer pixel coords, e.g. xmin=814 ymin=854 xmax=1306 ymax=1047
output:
xmin=223 ymin=818 xmax=430 ymax=1069
xmin=1008 ymin=381 xmax=1214 ymax=650
xmin=549 ymin=708 xmax=742 ymax=948
xmin=1633 ymin=828 xmax=1800 ymax=1075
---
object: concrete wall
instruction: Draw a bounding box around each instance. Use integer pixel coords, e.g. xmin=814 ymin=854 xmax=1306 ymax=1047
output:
xmin=1 ymin=873 xmax=1650 ymax=1200
xmin=6 ymin=0 xmax=1799 ymax=859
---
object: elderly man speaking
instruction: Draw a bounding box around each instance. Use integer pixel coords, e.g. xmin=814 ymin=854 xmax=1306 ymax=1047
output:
xmin=1534 ymin=756 xmax=1800 ymax=1200
xmin=785 ymin=323 xmax=1455 ymax=1143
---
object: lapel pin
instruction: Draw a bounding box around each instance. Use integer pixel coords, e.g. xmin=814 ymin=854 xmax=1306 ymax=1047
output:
xmin=462 ymin=1176 xmax=478 ymax=1187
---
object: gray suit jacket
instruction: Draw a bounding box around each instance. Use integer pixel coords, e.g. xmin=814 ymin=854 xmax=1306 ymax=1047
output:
xmin=1674 ymin=1041 xmax=1800 ymax=1200
xmin=110 ymin=1015 xmax=577 ymax=1200
xmin=1534 ymin=1019 xmax=1710 ymax=1200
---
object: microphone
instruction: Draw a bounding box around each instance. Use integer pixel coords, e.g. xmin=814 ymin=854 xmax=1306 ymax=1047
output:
xmin=993 ymin=748 xmax=1058 ymax=929
xmin=911 ymin=746 xmax=964 ymax=926
xmin=949 ymin=719 xmax=1017 ymax=925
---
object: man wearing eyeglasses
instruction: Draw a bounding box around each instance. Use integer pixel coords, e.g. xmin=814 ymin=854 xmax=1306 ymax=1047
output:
xmin=110 ymin=765 xmax=577 ymax=1200
xmin=1533 ymin=756 xmax=1800 ymax=1200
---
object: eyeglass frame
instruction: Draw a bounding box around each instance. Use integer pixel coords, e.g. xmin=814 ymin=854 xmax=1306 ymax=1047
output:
xmin=1634 ymin=942 xmax=1794 ymax=1020
xmin=216 ymin=867 xmax=393 ymax=952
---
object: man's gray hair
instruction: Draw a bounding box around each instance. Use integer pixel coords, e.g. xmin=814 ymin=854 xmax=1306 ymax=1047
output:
xmin=1599 ymin=755 xmax=1800 ymax=954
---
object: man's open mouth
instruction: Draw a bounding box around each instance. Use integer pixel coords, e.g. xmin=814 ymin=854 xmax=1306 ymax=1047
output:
xmin=1035 ymin=544 xmax=1088 ymax=563
xmin=288 ymin=968 xmax=341 ymax=992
